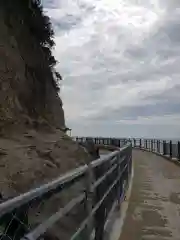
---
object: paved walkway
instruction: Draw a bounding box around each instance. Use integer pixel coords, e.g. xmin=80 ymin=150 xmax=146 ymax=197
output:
xmin=119 ymin=149 xmax=180 ymax=240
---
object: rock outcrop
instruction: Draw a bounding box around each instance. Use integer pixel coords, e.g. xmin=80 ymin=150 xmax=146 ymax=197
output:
xmin=0 ymin=1 xmax=65 ymax=132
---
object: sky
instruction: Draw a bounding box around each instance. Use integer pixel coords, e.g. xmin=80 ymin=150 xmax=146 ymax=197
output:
xmin=43 ymin=0 xmax=180 ymax=139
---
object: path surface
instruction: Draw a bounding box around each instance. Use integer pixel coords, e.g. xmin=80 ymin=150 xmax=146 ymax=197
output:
xmin=119 ymin=149 xmax=180 ymax=240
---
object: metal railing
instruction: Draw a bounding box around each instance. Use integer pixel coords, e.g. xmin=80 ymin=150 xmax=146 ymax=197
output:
xmin=132 ymin=138 xmax=180 ymax=160
xmin=74 ymin=137 xmax=128 ymax=148
xmin=0 ymin=139 xmax=132 ymax=240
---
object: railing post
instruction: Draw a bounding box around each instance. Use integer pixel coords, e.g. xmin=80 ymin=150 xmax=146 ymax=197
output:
xmin=169 ymin=140 xmax=172 ymax=158
xmin=160 ymin=140 xmax=162 ymax=154
xmin=84 ymin=161 xmax=94 ymax=240
xmin=140 ymin=139 xmax=141 ymax=148
xmin=150 ymin=139 xmax=152 ymax=150
xmin=155 ymin=140 xmax=157 ymax=151
xmin=163 ymin=140 xmax=166 ymax=155
xmin=151 ymin=140 xmax=153 ymax=151
xmin=157 ymin=140 xmax=159 ymax=153
xmin=116 ymin=138 xmax=118 ymax=147
xmin=117 ymin=152 xmax=122 ymax=208
xmin=94 ymin=163 xmax=106 ymax=240
xmin=178 ymin=141 xmax=180 ymax=160
xmin=159 ymin=140 xmax=160 ymax=153
xmin=134 ymin=139 xmax=136 ymax=147
xmin=153 ymin=139 xmax=155 ymax=151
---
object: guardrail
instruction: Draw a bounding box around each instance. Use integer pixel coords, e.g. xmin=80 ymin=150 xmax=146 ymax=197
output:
xmin=74 ymin=137 xmax=128 ymax=148
xmin=0 ymin=140 xmax=132 ymax=240
xmin=132 ymin=138 xmax=180 ymax=161
xmin=76 ymin=137 xmax=180 ymax=161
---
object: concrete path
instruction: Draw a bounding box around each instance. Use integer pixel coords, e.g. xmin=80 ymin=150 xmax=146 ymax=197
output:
xmin=119 ymin=149 xmax=180 ymax=240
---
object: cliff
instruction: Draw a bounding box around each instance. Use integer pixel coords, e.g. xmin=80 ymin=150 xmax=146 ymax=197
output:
xmin=0 ymin=1 xmax=91 ymax=196
xmin=0 ymin=2 xmax=92 ymax=238
xmin=0 ymin=0 xmax=65 ymax=132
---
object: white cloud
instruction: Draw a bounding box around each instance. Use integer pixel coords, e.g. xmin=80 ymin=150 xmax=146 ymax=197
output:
xmin=116 ymin=114 xmax=180 ymax=126
xmin=43 ymin=0 xmax=180 ymax=138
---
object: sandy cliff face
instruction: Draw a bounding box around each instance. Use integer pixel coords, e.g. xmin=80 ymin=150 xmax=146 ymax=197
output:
xmin=0 ymin=3 xmax=92 ymax=239
xmin=0 ymin=6 xmax=65 ymax=132
xmin=0 ymin=3 xmax=91 ymax=196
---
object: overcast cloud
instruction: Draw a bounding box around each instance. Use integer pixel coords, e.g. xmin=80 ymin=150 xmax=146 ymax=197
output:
xmin=43 ymin=0 xmax=180 ymax=138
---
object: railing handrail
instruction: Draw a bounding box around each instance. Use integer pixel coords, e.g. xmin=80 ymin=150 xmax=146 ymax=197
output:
xmin=0 ymin=164 xmax=87 ymax=218
xmin=0 ymin=143 xmax=131 ymax=218
xmin=1 ymin=137 xmax=178 ymax=215
xmin=0 ymin=138 xmax=132 ymax=240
